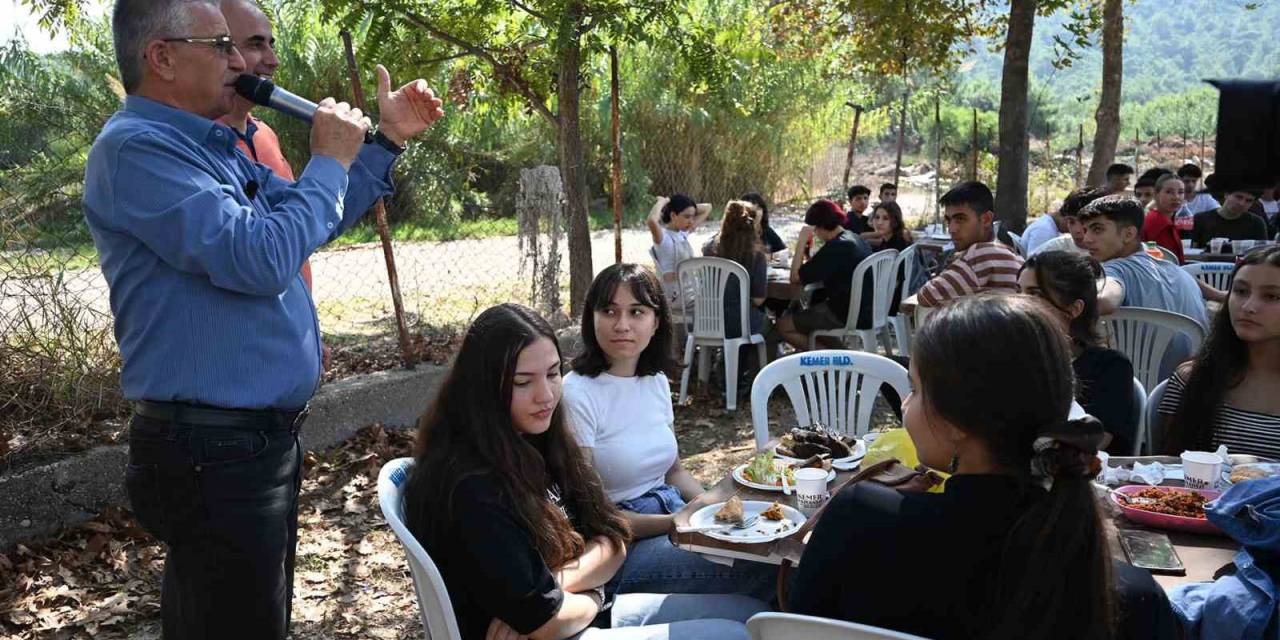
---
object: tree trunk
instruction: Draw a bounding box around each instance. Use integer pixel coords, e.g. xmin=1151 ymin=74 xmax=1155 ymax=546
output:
xmin=1086 ymin=0 xmax=1123 ymax=187
xmin=557 ymin=5 xmax=592 ymax=316
xmin=994 ymin=0 xmax=1036 ymax=233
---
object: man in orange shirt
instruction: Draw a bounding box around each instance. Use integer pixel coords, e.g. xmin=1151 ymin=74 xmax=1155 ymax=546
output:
xmin=219 ymin=0 xmax=329 ymax=366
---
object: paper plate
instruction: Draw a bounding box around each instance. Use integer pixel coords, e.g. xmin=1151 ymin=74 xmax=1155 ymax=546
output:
xmin=732 ymin=463 xmax=836 ymax=492
xmin=687 ymin=500 xmax=807 ymax=544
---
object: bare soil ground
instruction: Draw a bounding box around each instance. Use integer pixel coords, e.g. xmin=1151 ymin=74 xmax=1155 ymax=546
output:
xmin=0 ymin=381 xmax=900 ymax=640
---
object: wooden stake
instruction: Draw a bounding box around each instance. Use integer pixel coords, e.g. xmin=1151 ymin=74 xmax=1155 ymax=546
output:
xmin=971 ymin=108 xmax=978 ymax=181
xmin=610 ymin=46 xmax=623 ymax=264
xmin=894 ymin=87 xmax=909 ymax=188
xmin=340 ymin=31 xmax=415 ymax=369
xmin=934 ymin=97 xmax=941 ymax=223
xmin=1076 ymin=123 xmax=1084 ymax=187
xmin=840 ymin=102 xmax=865 ymax=196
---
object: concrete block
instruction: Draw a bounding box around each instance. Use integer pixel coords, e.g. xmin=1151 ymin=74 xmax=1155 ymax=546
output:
xmin=0 ymin=364 xmax=448 ymax=549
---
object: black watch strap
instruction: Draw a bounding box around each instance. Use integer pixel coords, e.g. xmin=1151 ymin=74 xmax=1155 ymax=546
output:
xmin=372 ymin=129 xmax=406 ymax=155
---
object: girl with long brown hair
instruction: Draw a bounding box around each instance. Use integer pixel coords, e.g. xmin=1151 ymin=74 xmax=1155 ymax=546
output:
xmin=1158 ymin=246 xmax=1280 ymax=457
xmin=704 ymin=200 xmax=769 ymax=339
xmin=404 ymin=304 xmax=765 ymax=639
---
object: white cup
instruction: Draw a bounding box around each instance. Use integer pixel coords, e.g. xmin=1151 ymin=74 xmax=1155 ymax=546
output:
xmin=1209 ymin=238 xmax=1228 ymax=254
xmin=1181 ymin=239 xmax=1192 ymax=251
xmin=1236 ymin=239 xmax=1257 ymax=254
xmin=793 ymin=467 xmax=829 ymax=512
xmin=1181 ymin=450 xmax=1223 ymax=490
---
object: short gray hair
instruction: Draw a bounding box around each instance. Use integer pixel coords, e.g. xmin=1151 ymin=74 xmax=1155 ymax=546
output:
xmin=112 ymin=0 xmax=217 ymax=93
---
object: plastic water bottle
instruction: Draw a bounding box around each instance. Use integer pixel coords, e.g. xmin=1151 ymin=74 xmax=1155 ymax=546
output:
xmin=1174 ymin=209 xmax=1194 ymax=233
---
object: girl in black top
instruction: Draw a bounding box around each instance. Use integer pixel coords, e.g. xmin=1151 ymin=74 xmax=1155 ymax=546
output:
xmin=403 ymin=304 xmax=765 ymax=640
xmin=741 ymin=192 xmax=787 ymax=256
xmin=864 ymin=200 xmax=913 ymax=252
xmin=791 ymin=294 xmax=1177 ymax=640
xmin=1018 ymin=251 xmax=1139 ymax=454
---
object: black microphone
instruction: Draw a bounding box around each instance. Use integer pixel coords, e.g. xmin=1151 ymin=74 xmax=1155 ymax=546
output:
xmin=234 ymin=75 xmax=372 ymax=142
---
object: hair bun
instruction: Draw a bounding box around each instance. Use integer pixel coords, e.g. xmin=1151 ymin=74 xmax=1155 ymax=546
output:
xmin=1031 ymin=416 xmax=1106 ymax=480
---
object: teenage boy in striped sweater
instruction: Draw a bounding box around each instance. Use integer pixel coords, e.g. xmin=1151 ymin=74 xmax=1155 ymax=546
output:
xmin=918 ymin=181 xmax=1024 ymax=307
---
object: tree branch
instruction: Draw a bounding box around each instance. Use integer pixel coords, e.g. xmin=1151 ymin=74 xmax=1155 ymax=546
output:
xmin=508 ymin=0 xmax=549 ymax=22
xmin=395 ymin=8 xmax=559 ymax=129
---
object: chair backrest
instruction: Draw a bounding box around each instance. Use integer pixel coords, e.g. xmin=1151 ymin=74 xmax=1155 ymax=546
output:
xmin=1103 ymin=307 xmax=1206 ymax=394
xmin=747 ymin=612 xmax=929 ymax=640
xmin=841 ymin=249 xmax=898 ymax=332
xmin=1008 ymin=231 xmax=1027 ymax=258
xmin=1146 ymin=378 xmax=1170 ymax=454
xmin=677 ymin=257 xmax=754 ymax=340
xmin=889 ymin=244 xmax=918 ymax=314
xmin=749 ymin=350 xmax=910 ymax=448
xmin=1131 ymin=377 xmax=1148 ymax=456
xmin=1181 ymin=262 xmax=1235 ymax=291
xmin=377 ymin=458 xmax=464 ymax=640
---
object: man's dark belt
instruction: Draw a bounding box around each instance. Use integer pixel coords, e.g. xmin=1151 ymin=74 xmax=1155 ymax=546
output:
xmin=133 ymin=400 xmax=309 ymax=431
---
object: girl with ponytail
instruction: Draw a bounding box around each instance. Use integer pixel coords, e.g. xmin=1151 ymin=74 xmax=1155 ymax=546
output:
xmin=790 ymin=294 xmax=1177 ymax=639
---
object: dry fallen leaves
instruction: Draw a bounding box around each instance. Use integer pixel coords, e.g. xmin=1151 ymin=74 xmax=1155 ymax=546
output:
xmin=0 ymin=424 xmax=422 ymax=640
xmin=0 ymin=393 xmax=852 ymax=640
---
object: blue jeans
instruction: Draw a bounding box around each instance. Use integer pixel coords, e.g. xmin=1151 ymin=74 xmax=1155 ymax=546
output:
xmin=576 ymin=593 xmax=768 ymax=640
xmin=610 ymin=485 xmax=779 ymax=604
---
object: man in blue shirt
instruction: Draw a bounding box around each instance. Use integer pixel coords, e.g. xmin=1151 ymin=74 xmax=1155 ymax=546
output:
xmin=84 ymin=1 xmax=443 ymax=637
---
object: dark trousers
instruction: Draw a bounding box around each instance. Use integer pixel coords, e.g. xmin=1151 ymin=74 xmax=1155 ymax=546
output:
xmin=124 ymin=413 xmax=303 ymax=640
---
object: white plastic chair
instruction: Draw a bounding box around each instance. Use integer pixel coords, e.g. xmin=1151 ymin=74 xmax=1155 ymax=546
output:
xmin=677 ymin=257 xmax=768 ymax=411
xmin=377 ymin=458 xmax=464 ymax=640
xmin=1008 ymin=231 xmax=1027 ymax=257
xmin=650 ymin=246 xmax=688 ymax=327
xmin=749 ymin=350 xmax=910 ymax=449
xmin=810 ymin=249 xmax=899 ymax=353
xmin=1130 ymin=377 xmax=1148 ymax=456
xmin=1102 ymin=307 xmax=1206 ymax=397
xmin=1182 ymin=262 xmax=1235 ymax=292
xmin=1146 ymin=379 xmax=1170 ymax=454
xmin=747 ymin=612 xmax=929 ymax=640
xmin=886 ymin=244 xmax=918 ymax=357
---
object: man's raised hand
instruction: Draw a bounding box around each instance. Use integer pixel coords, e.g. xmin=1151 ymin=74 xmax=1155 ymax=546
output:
xmin=375 ymin=64 xmax=445 ymax=146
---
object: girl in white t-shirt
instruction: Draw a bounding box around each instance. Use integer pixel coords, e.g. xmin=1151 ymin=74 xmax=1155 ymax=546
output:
xmin=563 ymin=264 xmax=777 ymax=602
xmin=646 ymin=194 xmax=711 ymax=305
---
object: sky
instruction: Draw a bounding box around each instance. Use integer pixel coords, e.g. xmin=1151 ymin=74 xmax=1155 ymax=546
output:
xmin=0 ymin=0 xmax=108 ymax=54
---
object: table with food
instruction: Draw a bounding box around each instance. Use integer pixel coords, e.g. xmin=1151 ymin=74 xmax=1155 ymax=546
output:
xmin=672 ymin=438 xmax=1276 ymax=595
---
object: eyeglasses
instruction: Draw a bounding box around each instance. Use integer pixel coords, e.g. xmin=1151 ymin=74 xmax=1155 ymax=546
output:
xmin=160 ymin=35 xmax=238 ymax=56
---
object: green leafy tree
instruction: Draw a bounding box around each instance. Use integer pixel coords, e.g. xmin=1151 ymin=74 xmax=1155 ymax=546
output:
xmin=305 ymin=0 xmax=697 ymax=313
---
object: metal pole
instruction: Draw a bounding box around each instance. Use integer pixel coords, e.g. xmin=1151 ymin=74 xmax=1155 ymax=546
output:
xmin=610 ymin=46 xmax=623 ymax=264
xmin=340 ymin=31 xmax=415 ymax=369
xmin=841 ymin=102 xmax=865 ymax=196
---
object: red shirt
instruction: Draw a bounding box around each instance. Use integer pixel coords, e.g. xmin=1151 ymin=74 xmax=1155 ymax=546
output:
xmin=1143 ymin=210 xmax=1185 ymax=264
xmin=217 ymin=115 xmax=312 ymax=288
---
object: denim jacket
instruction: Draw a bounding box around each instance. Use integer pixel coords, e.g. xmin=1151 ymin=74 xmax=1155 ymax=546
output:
xmin=1169 ymin=477 xmax=1280 ymax=640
